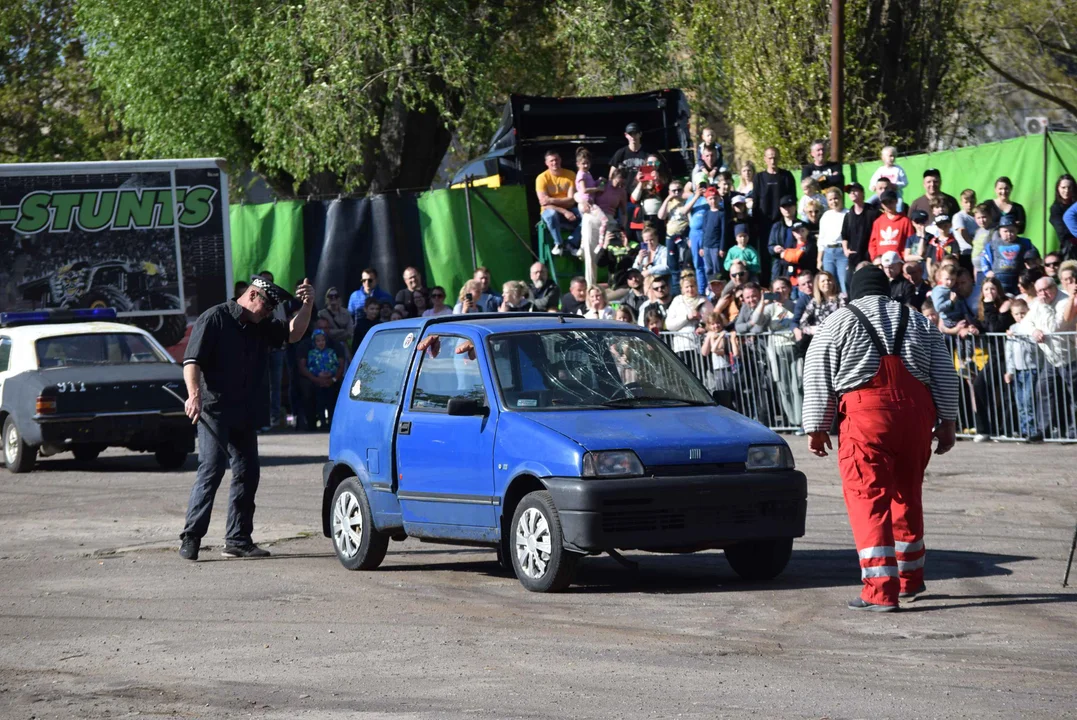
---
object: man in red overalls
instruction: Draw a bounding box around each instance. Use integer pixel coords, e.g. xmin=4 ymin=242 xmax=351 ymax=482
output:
xmin=802 ymin=265 xmax=959 ymax=611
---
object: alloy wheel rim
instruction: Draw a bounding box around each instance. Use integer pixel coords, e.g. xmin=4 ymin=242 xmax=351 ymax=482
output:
xmin=515 ymin=507 xmax=552 ymax=579
xmin=332 ymin=490 xmax=363 ymax=559
xmin=5 ymin=424 xmax=17 ymax=464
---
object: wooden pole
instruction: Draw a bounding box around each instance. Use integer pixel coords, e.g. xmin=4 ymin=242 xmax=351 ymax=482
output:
xmin=830 ymin=0 xmax=845 ymax=165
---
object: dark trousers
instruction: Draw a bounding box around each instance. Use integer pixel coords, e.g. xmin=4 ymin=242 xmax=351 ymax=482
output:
xmin=181 ymin=419 xmax=260 ymax=545
xmin=1037 ymin=362 xmax=1077 ymax=439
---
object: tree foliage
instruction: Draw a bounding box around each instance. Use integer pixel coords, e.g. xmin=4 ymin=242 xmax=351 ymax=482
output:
xmin=0 ymin=0 xmax=130 ymax=162
xmin=78 ymin=0 xmax=563 ymax=196
xmin=684 ymin=0 xmax=985 ymax=164
xmin=959 ymin=0 xmax=1077 ymax=120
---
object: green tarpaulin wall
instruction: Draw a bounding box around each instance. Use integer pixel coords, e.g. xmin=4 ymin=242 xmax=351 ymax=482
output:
xmin=229 ymin=200 xmax=305 ymax=292
xmin=843 ymin=132 xmax=1077 ymax=254
xmin=225 ymin=132 xmax=1077 ymax=291
xmin=417 ymin=185 xmax=534 ymax=297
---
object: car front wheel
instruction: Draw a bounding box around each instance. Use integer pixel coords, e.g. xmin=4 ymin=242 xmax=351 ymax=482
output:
xmin=3 ymin=417 xmax=36 ymax=474
xmin=331 ymin=479 xmax=388 ymax=571
xmin=510 ymin=490 xmax=578 ymax=592
xmin=724 ymin=537 xmax=794 ymax=581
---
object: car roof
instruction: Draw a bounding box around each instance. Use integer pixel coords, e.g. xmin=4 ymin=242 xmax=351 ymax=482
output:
xmin=0 ymin=321 xmax=158 ymax=343
xmin=374 ymin=313 xmax=643 ymax=336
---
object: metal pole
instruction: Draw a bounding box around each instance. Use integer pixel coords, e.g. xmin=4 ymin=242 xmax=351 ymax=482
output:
xmin=1064 ymin=520 xmax=1077 ymax=587
xmin=1043 ymin=129 xmax=1049 ymax=254
xmin=464 ymin=177 xmax=478 ymax=274
xmin=830 ymin=0 xmax=845 ymax=165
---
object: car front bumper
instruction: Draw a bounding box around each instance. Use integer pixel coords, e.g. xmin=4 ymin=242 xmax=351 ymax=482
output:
xmin=31 ymin=411 xmax=196 ymax=451
xmin=543 ymin=470 xmax=807 ymax=552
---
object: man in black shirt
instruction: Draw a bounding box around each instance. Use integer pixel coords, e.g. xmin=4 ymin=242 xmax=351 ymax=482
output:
xmin=609 ymin=122 xmax=653 ymax=195
xmin=560 ymin=276 xmax=588 ymax=315
xmin=840 ymin=182 xmax=880 ymax=289
xmin=179 ymin=275 xmax=314 ymax=561
xmin=801 ymin=139 xmax=845 ymax=191
xmin=754 ymin=146 xmax=797 ymax=257
xmin=526 ymin=262 xmax=561 ymax=312
xmin=394 ymin=266 xmax=425 ymax=310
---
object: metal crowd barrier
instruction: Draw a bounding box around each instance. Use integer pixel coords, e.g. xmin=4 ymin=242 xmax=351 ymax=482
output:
xmin=660 ymin=329 xmax=1077 ymax=443
xmin=945 ymin=331 xmax=1077 ymax=443
xmin=659 ymin=330 xmax=802 ymax=433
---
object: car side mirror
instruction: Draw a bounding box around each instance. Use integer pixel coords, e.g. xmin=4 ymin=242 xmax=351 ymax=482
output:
xmin=711 ymin=390 xmax=735 ymax=410
xmin=446 ymin=397 xmax=487 ymax=417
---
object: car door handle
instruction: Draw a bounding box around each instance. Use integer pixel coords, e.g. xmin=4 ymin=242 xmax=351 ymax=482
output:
xmin=399 ymin=421 xmax=411 ymax=435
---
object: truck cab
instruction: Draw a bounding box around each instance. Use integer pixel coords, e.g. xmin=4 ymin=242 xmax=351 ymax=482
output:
xmin=322 ymin=314 xmax=807 ymax=592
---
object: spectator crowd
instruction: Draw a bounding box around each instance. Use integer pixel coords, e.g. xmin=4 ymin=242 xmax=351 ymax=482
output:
xmin=257 ymin=123 xmax=1077 ymax=441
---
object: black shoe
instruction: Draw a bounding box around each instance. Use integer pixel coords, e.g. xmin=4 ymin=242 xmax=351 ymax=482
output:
xmin=1027 ymin=434 xmax=1044 ymax=444
xmin=848 ymin=597 xmax=898 ymax=612
xmin=221 ymin=544 xmax=271 ymax=558
xmin=179 ymin=536 xmax=200 ymax=561
xmin=899 ymin=584 xmax=926 ymax=599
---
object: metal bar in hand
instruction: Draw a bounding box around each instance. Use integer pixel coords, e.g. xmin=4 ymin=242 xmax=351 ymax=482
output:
xmin=161 ymin=385 xmax=232 ymax=461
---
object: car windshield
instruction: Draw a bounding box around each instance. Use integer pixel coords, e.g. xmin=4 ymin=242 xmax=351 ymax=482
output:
xmin=487 ymin=329 xmax=714 ymax=410
xmin=36 ymin=333 xmax=169 ymax=367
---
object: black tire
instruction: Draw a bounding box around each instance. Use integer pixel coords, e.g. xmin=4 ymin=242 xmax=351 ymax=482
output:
xmin=330 ymin=478 xmax=389 ymax=571
xmin=3 ymin=416 xmax=37 ymax=474
xmin=72 ymin=445 xmax=103 ymax=462
xmin=154 ymin=446 xmax=188 ymax=470
xmin=135 ymin=293 xmax=186 ymax=347
xmin=724 ymin=537 xmax=794 ymax=581
xmin=509 ymin=490 xmax=579 ymax=592
xmin=83 ymin=286 xmax=133 ymax=313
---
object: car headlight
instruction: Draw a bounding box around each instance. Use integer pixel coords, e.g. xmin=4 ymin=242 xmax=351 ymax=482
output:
xmin=582 ymin=450 xmax=645 ymax=478
xmin=745 ymin=444 xmax=794 ymax=471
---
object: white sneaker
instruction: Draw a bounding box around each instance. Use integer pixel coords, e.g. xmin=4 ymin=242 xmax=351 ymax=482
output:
xmin=973 ymin=433 xmax=989 ymax=443
xmin=573 ymin=246 xmax=585 ymax=258
xmin=551 ymin=245 xmax=563 ymax=256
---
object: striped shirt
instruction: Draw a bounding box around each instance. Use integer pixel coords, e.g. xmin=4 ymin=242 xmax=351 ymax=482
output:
xmin=802 ymin=295 xmax=960 ymax=433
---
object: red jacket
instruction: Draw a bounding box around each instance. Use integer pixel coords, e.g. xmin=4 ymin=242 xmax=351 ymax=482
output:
xmin=868 ymin=213 xmax=914 ymax=260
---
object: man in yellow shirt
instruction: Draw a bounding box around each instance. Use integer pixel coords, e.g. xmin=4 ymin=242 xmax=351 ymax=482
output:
xmin=535 ymin=150 xmax=581 ymax=256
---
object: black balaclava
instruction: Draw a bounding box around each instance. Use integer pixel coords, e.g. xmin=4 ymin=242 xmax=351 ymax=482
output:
xmin=849 ymin=265 xmax=890 ymax=301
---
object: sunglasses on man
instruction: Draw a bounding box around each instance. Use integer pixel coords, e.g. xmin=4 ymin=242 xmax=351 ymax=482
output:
xmin=362 ymin=276 xmax=375 ymax=284
xmin=1045 ymin=261 xmax=1061 ymax=268
xmin=731 ymin=271 xmax=747 ymax=278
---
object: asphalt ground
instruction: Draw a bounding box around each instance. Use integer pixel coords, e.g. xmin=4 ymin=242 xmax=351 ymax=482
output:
xmin=0 ymin=434 xmax=1075 ymax=719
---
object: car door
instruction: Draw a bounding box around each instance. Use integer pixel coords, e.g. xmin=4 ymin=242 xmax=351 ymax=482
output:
xmin=0 ymin=336 xmax=11 ymax=408
xmin=396 ymin=331 xmax=498 ymax=531
xmin=333 ymin=326 xmax=419 ymax=496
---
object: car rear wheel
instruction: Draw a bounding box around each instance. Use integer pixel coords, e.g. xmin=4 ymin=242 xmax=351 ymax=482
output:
xmin=72 ymin=445 xmax=103 ymax=462
xmin=724 ymin=537 xmax=794 ymax=581
xmin=155 ymin=446 xmax=188 ymax=470
xmin=511 ymin=491 xmax=578 ymax=592
xmin=3 ymin=417 xmax=36 ymax=474
xmin=331 ymin=479 xmax=388 ymax=571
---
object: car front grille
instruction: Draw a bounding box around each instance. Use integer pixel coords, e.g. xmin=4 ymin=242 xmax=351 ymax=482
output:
xmin=645 ymin=462 xmax=746 ymax=477
xmin=601 ymin=500 xmax=802 ymax=534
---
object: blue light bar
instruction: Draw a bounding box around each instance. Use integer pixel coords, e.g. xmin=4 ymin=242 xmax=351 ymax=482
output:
xmin=0 ymin=308 xmax=118 ymax=327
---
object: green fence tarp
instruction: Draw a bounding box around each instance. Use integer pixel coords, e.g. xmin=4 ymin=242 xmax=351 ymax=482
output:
xmin=418 ymin=185 xmax=535 ymax=299
xmin=843 ymin=132 xmax=1077 ymax=254
xmin=228 ymin=201 xmax=305 ymax=292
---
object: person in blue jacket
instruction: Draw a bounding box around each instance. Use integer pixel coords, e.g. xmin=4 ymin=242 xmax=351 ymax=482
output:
xmin=686 ymin=181 xmax=711 ymax=294
xmin=981 ymin=215 xmax=1039 ymax=296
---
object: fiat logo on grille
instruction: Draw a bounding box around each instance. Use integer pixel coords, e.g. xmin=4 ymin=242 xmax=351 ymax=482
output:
xmin=689 ymin=448 xmax=701 ymax=460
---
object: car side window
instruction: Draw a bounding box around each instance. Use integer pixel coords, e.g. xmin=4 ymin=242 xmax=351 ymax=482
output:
xmin=349 ymin=329 xmax=413 ymax=404
xmin=0 ymin=337 xmax=10 ymax=372
xmin=411 ymin=335 xmax=487 ymax=412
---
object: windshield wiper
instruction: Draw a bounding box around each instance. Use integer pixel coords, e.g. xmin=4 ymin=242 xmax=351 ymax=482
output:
xmin=600 ymin=395 xmax=707 ymax=407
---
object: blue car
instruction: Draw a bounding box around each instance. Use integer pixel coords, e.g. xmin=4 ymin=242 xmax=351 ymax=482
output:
xmin=322 ymin=314 xmax=807 ymax=592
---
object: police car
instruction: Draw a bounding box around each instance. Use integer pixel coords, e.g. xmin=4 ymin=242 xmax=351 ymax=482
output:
xmin=0 ymin=309 xmax=195 ymax=474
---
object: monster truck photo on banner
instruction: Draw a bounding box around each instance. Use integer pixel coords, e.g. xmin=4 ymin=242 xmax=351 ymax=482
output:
xmin=0 ymin=159 xmax=232 ymax=349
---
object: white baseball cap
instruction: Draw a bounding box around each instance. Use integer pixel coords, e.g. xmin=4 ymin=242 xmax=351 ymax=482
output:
xmin=880 ymin=251 xmax=902 ymax=267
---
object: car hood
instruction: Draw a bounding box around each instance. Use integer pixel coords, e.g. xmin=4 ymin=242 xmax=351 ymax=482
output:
xmin=518 ymin=406 xmax=785 ymax=467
